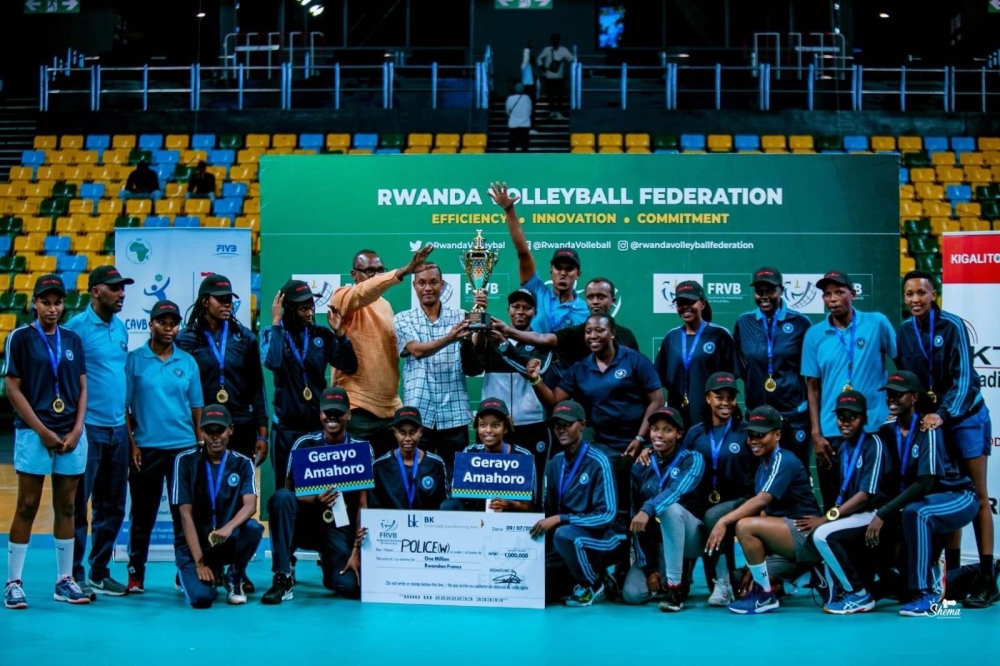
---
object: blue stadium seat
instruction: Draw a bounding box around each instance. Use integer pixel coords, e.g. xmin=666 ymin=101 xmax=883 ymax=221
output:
xmin=145 ymin=216 xmax=172 ymax=228
xmin=843 ymin=136 xmax=869 ymax=152
xmin=222 ymin=182 xmax=247 ymax=198
xmin=138 ymin=134 xmax=164 ymax=150
xmin=951 ymin=137 xmax=975 ymax=153
xmin=734 ymin=135 xmax=760 ymax=151
xmin=22 ymin=150 xmax=45 ymax=166
xmin=375 ymin=148 xmax=401 ymax=154
xmin=213 ymin=198 xmax=243 ymax=217
xmin=153 ymin=149 xmax=180 ymax=165
xmin=152 ymin=164 xmax=173 ymax=184
xmin=208 ymin=149 xmax=235 ymax=166
xmin=924 ymin=137 xmax=949 ymax=153
xmin=192 ymin=134 xmax=216 ymax=150
xmin=0 ymin=237 xmax=10 ymax=256
xmin=80 ymin=183 xmax=105 ymax=200
xmin=299 ymin=134 xmax=324 ymax=151
xmin=899 ymin=167 xmax=909 ymax=185
xmin=60 ymin=272 xmax=82 ymax=288
xmin=251 ymin=272 xmax=262 ymax=293
xmin=57 ymin=255 xmax=88 ymax=273
xmin=85 ymin=135 xmax=111 ymax=151
xmin=354 ymin=133 xmax=379 ymax=150
xmin=44 ymin=236 xmax=71 ymax=254
xmin=680 ymin=134 xmax=706 ymax=151
xmin=946 ymin=185 xmax=972 ymax=202
xmin=174 ymin=216 xmax=200 ymax=228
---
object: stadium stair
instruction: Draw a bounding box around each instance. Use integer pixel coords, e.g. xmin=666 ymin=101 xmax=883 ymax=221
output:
xmin=0 ymin=98 xmax=38 ymax=181
xmin=487 ymin=98 xmax=569 ymax=153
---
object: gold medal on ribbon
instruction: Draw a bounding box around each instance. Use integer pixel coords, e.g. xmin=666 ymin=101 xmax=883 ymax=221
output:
xmin=842 ymin=383 xmax=853 ymax=393
xmin=303 ymin=386 xmax=313 ymax=401
xmin=708 ymin=489 xmax=721 ymax=505
xmin=826 ymin=507 xmax=840 ymax=521
xmin=927 ymin=390 xmax=937 ymax=404
xmin=322 ymin=508 xmax=335 ymax=524
xmin=208 ymin=531 xmax=224 ymax=546
xmin=764 ymin=376 xmax=777 ymax=393
xmin=52 ymin=397 xmax=66 ymax=414
xmin=216 ymin=388 xmax=229 ymax=404
xmin=681 ymin=394 xmax=690 ymax=408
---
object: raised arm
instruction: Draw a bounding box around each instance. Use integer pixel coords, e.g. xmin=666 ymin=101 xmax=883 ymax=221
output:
xmin=488 ymin=182 xmax=535 ymax=285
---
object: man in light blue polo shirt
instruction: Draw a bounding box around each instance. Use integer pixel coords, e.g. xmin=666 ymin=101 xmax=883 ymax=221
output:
xmin=65 ymin=265 xmax=133 ymax=599
xmin=490 ymin=182 xmax=589 ymax=334
xmin=801 ymin=270 xmax=896 ymax=510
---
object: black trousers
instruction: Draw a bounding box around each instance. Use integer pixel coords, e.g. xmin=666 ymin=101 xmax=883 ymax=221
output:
xmin=229 ymin=421 xmax=261 ymax=460
xmin=507 ymin=421 xmax=551 ymax=503
xmin=421 ymin=425 xmax=470 ymax=479
xmin=271 ymin=423 xmax=309 ymax=486
xmin=508 ymin=127 xmax=530 ymax=152
xmin=127 ymin=447 xmax=183 ymax=576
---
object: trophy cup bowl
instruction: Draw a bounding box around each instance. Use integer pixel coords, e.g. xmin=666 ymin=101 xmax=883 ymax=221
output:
xmin=462 ymin=229 xmax=500 ymax=332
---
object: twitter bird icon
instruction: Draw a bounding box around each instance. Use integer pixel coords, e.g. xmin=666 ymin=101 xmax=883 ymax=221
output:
xmin=409 ymin=240 xmax=422 ymax=251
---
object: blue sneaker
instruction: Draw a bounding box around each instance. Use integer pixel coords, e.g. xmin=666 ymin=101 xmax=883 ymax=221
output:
xmin=824 ymin=589 xmax=875 ymax=615
xmin=5 ymin=580 xmax=27 ymax=609
xmin=728 ymin=587 xmax=780 ymax=615
xmin=900 ymin=591 xmax=938 ymax=617
xmin=53 ymin=576 xmax=91 ymax=605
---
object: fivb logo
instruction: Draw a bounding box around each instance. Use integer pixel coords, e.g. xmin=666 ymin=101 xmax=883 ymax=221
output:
xmin=652 ymin=274 xmax=703 ymax=314
xmin=214 ymin=244 xmax=238 ymax=258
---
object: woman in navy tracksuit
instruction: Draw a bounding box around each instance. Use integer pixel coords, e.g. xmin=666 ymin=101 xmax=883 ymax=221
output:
xmin=261 ymin=279 xmax=357 ymax=483
xmin=369 ymin=406 xmax=453 ymax=510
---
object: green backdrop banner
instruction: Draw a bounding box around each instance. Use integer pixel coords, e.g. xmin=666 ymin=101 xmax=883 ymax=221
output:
xmin=257 ymin=154 xmax=899 ymax=509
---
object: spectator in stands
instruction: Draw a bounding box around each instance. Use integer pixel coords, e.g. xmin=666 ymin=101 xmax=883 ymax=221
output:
xmin=521 ymin=40 xmax=536 ymax=121
xmin=536 ymin=32 xmax=574 ymax=119
xmin=330 ymin=243 xmax=434 ymax=458
xmin=65 ymin=266 xmax=134 ymax=600
xmin=489 ymin=182 xmax=589 ymax=335
xmin=120 ymin=159 xmax=162 ymax=201
xmin=393 ymin=263 xmax=481 ymax=475
xmin=187 ymin=161 xmax=216 ymax=200
xmin=507 ymin=83 xmax=532 ymax=152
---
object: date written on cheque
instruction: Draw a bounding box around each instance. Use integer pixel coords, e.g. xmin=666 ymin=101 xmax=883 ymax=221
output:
xmin=491 ymin=525 xmax=530 ymax=533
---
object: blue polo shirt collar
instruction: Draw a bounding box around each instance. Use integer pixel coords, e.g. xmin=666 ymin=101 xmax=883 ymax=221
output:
xmin=584 ymin=342 xmax=626 ymax=373
xmin=753 ymin=301 xmax=788 ymax=322
xmin=823 ymin=308 xmax=860 ymax=332
xmin=139 ymin=341 xmax=179 ymax=363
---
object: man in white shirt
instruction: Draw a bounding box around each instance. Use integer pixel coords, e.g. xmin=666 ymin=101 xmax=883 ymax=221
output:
xmin=506 ymin=84 xmax=532 ymax=152
xmin=536 ymin=33 xmax=574 ymax=119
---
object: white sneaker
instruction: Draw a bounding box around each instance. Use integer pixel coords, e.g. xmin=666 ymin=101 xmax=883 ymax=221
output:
xmin=708 ymin=578 xmax=734 ymax=606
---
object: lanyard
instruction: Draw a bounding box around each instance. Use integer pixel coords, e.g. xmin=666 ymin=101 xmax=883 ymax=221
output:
xmin=762 ymin=312 xmax=780 ymax=377
xmin=282 ymin=323 xmax=312 ymax=388
xmin=33 ymin=323 xmax=62 ymax=398
xmin=896 ymin=413 xmax=918 ymax=491
xmin=651 ymin=449 xmax=684 ymax=491
xmin=834 ymin=433 xmax=866 ymax=506
xmin=204 ymin=321 xmax=229 ymax=390
xmin=912 ymin=309 xmax=935 ymax=391
xmin=708 ymin=420 xmax=732 ymax=487
xmin=680 ymin=321 xmax=707 ymax=397
xmin=205 ymin=451 xmax=229 ymax=530
xmin=396 ymin=449 xmax=420 ymax=507
xmin=558 ymin=443 xmax=590 ymax=506
xmin=834 ymin=315 xmax=857 ymax=387
xmin=756 ymin=447 xmax=781 ymax=494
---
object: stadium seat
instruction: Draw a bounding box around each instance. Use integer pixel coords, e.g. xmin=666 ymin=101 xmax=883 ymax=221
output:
xmin=915 ymin=183 xmax=944 ymax=200
xmin=946 ymin=185 xmax=972 ymax=202
xmin=982 ymin=200 xmax=1000 ymax=220
xmin=213 ymin=198 xmax=242 ymax=217
xmin=931 ymin=151 xmax=956 ymax=166
xmin=408 ymin=134 xmax=433 ymax=148
xmin=145 ymin=216 xmax=171 ymax=228
xmin=43 ymin=236 xmax=71 ymax=254
xmin=154 ymin=199 xmax=182 ymax=216
xmin=138 ymin=134 xmax=164 ymax=150
xmin=977 ymin=137 xmax=1000 ymax=151
xmin=898 ymin=136 xmax=922 ymax=153
xmin=174 ymin=216 xmax=200 ymax=228
xmin=222 ymin=183 xmax=248 ymax=198
xmin=243 ymin=199 xmax=260 ymax=214
xmin=229 ymin=165 xmax=258 ymax=181
xmin=959 ymin=151 xmax=984 ymax=166
xmin=598 ymin=146 xmax=623 ymax=154
xmin=34 ymin=136 xmax=57 ymax=150
xmin=653 ymin=134 xmax=679 ymax=152
xmin=57 ymin=255 xmax=87 ymax=273
xmin=326 ymin=134 xmax=351 ymax=152
xmin=125 ymin=199 xmax=152 ymax=216
xmin=128 ymin=149 xmax=152 ymax=165
xmin=843 ymin=136 xmax=869 ymax=152
xmin=114 ymin=216 xmax=141 ymax=229
xmin=816 ymin=136 xmax=843 ymax=152
xmin=909 ymin=168 xmax=935 ymax=183
xmin=192 ymin=134 xmax=216 ymax=150
xmin=956 ymin=202 xmax=981 ymax=217
xmin=185 ymin=199 xmax=211 ymax=215
xmin=101 ymin=149 xmax=128 ymax=165
xmin=59 ymin=135 xmax=84 ymax=150
xmin=22 ymin=150 xmax=45 ymax=167
xmin=707 ymin=135 xmax=733 ymax=152
xmin=202 ymin=217 xmax=231 ymax=228
xmin=299 ymin=134 xmax=323 ymax=151
xmin=0 ymin=255 xmax=26 ymax=272
xmin=237 ymin=149 xmax=263 ymax=164
xmin=246 ymin=134 xmax=270 ymax=149
xmin=9 ymin=167 xmax=32 ymax=181
xmin=355 ymin=133 xmax=380 ymax=150
xmin=153 ymin=150 xmax=180 ymax=165
xmin=462 ymin=134 xmax=487 ymax=148
xmin=112 ymin=135 xmax=136 ymax=149
xmin=680 ymin=134 xmax=706 ymax=151
xmin=208 ymin=150 xmax=235 ymax=166
xmin=734 ymin=135 xmax=760 ymax=151
xmin=218 ymin=134 xmax=243 ymax=150
xmin=761 ymin=135 xmax=787 ymax=152
xmin=924 ymin=137 xmax=948 ymax=153
xmin=165 ymin=135 xmax=190 ymax=150
xmin=790 ymin=135 xmax=814 ymax=152
xmin=570 ymin=133 xmax=595 ymax=148
xmin=598 ymin=134 xmax=623 ymax=149
xmin=434 ymin=134 xmax=460 ymax=149
xmin=624 ymin=134 xmax=650 ymax=150
xmin=272 ymin=134 xmax=296 ymax=149
xmin=380 ymin=134 xmax=405 ymax=149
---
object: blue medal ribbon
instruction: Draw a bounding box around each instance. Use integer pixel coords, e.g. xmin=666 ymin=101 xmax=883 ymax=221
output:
xmin=650 ymin=448 xmax=684 ymax=491
xmin=680 ymin=321 xmax=707 ymax=400
xmin=762 ymin=312 xmax=779 ymax=378
xmin=896 ymin=413 xmax=918 ymax=492
xmin=205 ymin=451 xmax=229 ymax=530
xmin=755 ymin=447 xmax=781 ymax=494
xmin=558 ymin=443 xmax=590 ymax=506
xmin=204 ymin=321 xmax=229 ymax=392
xmin=834 ymin=315 xmax=857 ymax=387
xmin=33 ymin=323 xmax=62 ymax=400
xmin=396 ymin=449 xmax=420 ymax=507
xmin=708 ymin=420 xmax=732 ymax=488
xmin=281 ymin=323 xmax=312 ymax=394
xmin=912 ymin=308 xmax=935 ymax=392
xmin=834 ymin=433 xmax=866 ymax=507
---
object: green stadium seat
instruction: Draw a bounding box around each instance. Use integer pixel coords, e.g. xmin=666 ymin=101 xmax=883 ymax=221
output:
xmin=251 ymin=255 xmax=260 ymax=272
xmin=128 ymin=149 xmax=153 ymax=165
xmin=218 ymin=134 xmax=243 ymax=150
xmin=903 ymin=218 xmax=931 ymax=236
xmin=103 ymin=235 xmax=115 ymax=254
xmin=653 ymin=134 xmax=679 ymax=151
xmin=981 ymin=200 xmax=1000 ymax=220
xmin=907 ymin=235 xmax=938 ymax=255
xmin=115 ymin=216 xmax=142 ymax=229
xmin=40 ymin=198 xmax=68 ymax=217
xmin=51 ymin=182 xmax=77 ymax=199
xmin=380 ymin=134 xmax=405 ymax=149
xmin=816 ymin=135 xmax=843 ymax=152
xmin=915 ymin=254 xmax=942 ymax=272
xmin=0 ymin=217 xmax=23 ymax=235
xmin=0 ymin=256 xmax=26 ymax=272
xmin=173 ymin=164 xmax=197 ymax=182
xmin=903 ymin=152 xmax=929 ymax=168
xmin=974 ymin=185 xmax=996 ymax=201
xmin=64 ymin=292 xmax=87 ymax=310
xmin=0 ymin=292 xmax=27 ymax=311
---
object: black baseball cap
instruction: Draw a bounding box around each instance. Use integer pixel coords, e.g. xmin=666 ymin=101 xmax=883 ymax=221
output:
xmin=507 ymin=288 xmax=537 ymax=307
xmin=282 ymin=279 xmax=318 ymax=303
xmin=881 ymin=371 xmax=925 ymax=394
xmin=648 ymin=406 xmax=684 ymax=430
xmin=200 ymin=404 xmax=233 ymax=428
xmin=745 ymin=405 xmax=783 ymax=434
xmin=705 ymin=372 xmax=740 ymax=394
xmin=549 ymin=400 xmax=586 ymax=423
xmin=550 ymin=248 xmax=581 ymax=270
xmin=816 ymin=270 xmax=853 ymax=291
xmin=393 ymin=406 xmax=423 ymax=428
xmin=751 ymin=267 xmax=783 ymax=288
xmin=477 ymin=398 xmax=511 ymax=419
xmin=150 ymin=300 xmax=181 ymax=321
xmin=88 ymin=265 xmax=135 ymax=290
xmin=320 ymin=387 xmax=350 ymax=414
xmin=835 ymin=390 xmax=867 ymax=414
xmin=33 ymin=274 xmax=66 ymax=298
xmin=198 ymin=273 xmax=238 ymax=298
xmin=672 ymin=280 xmax=704 ymax=302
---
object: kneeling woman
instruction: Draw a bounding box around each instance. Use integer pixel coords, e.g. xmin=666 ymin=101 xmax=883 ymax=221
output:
xmin=624 ymin=407 xmax=704 ymax=612
xmin=866 ymin=371 xmax=979 ymax=617
xmin=370 ymin=406 xmax=454 ymax=510
xmin=460 ymin=398 xmax=536 ymax=512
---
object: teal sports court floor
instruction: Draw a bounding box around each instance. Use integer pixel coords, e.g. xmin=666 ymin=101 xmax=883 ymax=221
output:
xmin=3 ymin=535 xmax=998 ymax=666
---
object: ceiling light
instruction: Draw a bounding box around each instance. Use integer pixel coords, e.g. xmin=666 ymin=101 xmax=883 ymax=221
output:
xmin=196 ymin=11 xmax=206 ymax=17
xmin=879 ymin=12 xmax=889 ymax=18
xmin=309 ymin=4 xmax=324 ymax=15
xmin=676 ymin=53 xmax=689 ymax=58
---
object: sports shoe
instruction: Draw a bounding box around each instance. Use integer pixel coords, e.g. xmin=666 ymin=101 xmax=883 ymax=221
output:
xmin=53 ymin=576 xmax=91 ymax=604
xmin=565 ymin=583 xmax=604 ymax=607
xmin=261 ymin=573 xmax=294 ymax=605
xmin=87 ymin=576 xmax=128 ymax=597
xmin=226 ymin=574 xmax=247 ymax=605
xmin=900 ymin=591 xmax=938 ymax=617
xmin=77 ymin=581 xmax=97 ymax=602
xmin=241 ymin=574 xmax=255 ymax=594
xmin=728 ymin=586 xmax=779 ymax=615
xmin=4 ymin=580 xmax=27 ymax=609
xmin=708 ymin=578 xmax=734 ymax=606
xmin=962 ymin=574 xmax=1000 ymax=609
xmin=824 ymin=589 xmax=875 ymax=615
xmin=126 ymin=567 xmax=144 ymax=594
xmin=174 ymin=573 xmax=182 ymax=591
xmin=657 ymin=586 xmax=684 ymax=612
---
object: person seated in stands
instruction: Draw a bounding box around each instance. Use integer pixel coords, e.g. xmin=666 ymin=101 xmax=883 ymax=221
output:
xmin=120 ymin=159 xmax=162 ymax=201
xmin=187 ymin=161 xmax=216 ymax=200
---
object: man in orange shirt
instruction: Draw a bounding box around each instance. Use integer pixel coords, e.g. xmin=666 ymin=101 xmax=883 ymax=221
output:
xmin=331 ymin=244 xmax=433 ymax=457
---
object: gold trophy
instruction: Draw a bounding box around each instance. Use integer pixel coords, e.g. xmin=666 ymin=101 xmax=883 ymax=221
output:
xmin=462 ymin=229 xmax=500 ymax=332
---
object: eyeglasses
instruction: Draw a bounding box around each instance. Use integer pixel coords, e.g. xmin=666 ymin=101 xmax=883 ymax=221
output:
xmin=203 ymin=425 xmax=227 ymax=436
xmin=353 ymin=267 xmax=387 ymax=277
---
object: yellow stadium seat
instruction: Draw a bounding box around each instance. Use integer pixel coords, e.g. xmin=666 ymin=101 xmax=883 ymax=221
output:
xmin=48 ymin=150 xmax=77 ymax=165
xmin=898 ymin=136 xmax=922 ymax=152
xmin=408 ymin=133 xmax=433 ymax=148
xmin=184 ymin=199 xmax=211 ymax=215
xmin=75 ymin=273 xmax=90 ymax=292
xmin=349 ymin=149 xmax=373 ymax=155
xmin=931 ymin=151 xmax=955 ymax=166
xmin=462 ymin=133 xmax=487 ymax=148
xmin=180 ymin=150 xmax=207 ymax=165
xmin=234 ymin=216 xmax=259 ymax=231
xmin=154 ymin=199 xmax=182 ymax=215
xmin=598 ymin=133 xmax=623 ymax=149
xmin=125 ymin=200 xmax=151 ymax=216
xmin=23 ymin=182 xmax=51 ymax=198
xmin=965 ymin=167 xmax=991 ymax=185
xmin=959 ymin=151 xmax=984 ymax=166
xmin=266 ymin=147 xmax=293 ymax=156
xmin=21 ymin=218 xmax=49 ymax=234
xmin=202 ymin=217 xmax=230 ymax=228
xmin=625 ymin=134 xmax=650 ymax=149
xmin=404 ymin=147 xmax=430 ymax=154
xmin=961 ymin=218 xmax=990 ymax=232
xmin=237 ymin=149 xmax=263 ymax=164
xmin=979 ymin=137 xmax=1000 ymax=151
xmin=707 ymin=135 xmax=733 ymax=152
xmin=164 ymin=183 xmax=185 ymax=198
xmin=0 ymin=183 xmax=22 ymax=197
xmin=570 ymin=133 xmax=595 ymax=148
xmin=429 ymin=148 xmax=456 ymax=154
xmin=245 ymin=134 xmax=270 ymax=149
xmin=248 ymin=183 xmax=260 ymax=197
xmin=271 ymin=134 xmax=297 ymax=149
xmin=0 ymin=313 xmax=17 ymax=332
xmin=325 ymin=134 xmax=351 ymax=152
xmin=101 ymin=149 xmax=129 ymax=165
xmin=871 ymin=136 xmax=896 ymax=152
xmin=909 ymin=168 xmax=935 ymax=183
xmin=900 ymin=255 xmax=916 ymax=274
xmin=96 ymin=200 xmax=121 ymax=216
xmin=293 ymin=149 xmax=317 ymax=155
xmin=14 ymin=234 xmax=44 ymax=253
xmin=75 ymin=151 xmax=98 ymax=165
xmin=435 ymin=134 xmax=460 ymax=149
xmin=599 ymin=146 xmax=623 ymax=153
xmin=80 ymin=233 xmax=105 ymax=253
xmin=459 ymin=147 xmax=486 ymax=154
xmin=899 ymin=184 xmax=914 ymax=201
xmin=92 ymin=165 xmax=120 ymax=181
xmin=956 ymin=202 xmax=982 ymax=217
xmin=34 ymin=135 xmax=57 ymax=150
xmin=922 ymin=200 xmax=950 ymax=217
xmin=935 ymin=166 xmax=963 ymax=183
xmin=900 ymin=201 xmax=924 ymax=218
xmin=8 ymin=200 xmax=38 ymax=215
xmin=899 ymin=237 xmax=908 ymax=254
xmin=35 ymin=166 xmax=64 ymax=181
xmin=112 ymin=135 xmax=136 ymax=149
xmin=915 ymin=183 xmax=944 ymax=200
xmin=761 ymin=135 xmax=787 ymax=151
xmin=0 ymin=274 xmax=9 ymax=291
xmin=28 ymin=255 xmax=57 ymax=273
xmin=97 ymin=214 xmax=117 ymax=228
xmin=67 ymin=200 xmax=94 ymax=215
xmin=983 ymin=151 xmax=1000 ymax=166
xmin=626 ymin=147 xmax=651 ymax=154
xmin=165 ymin=134 xmax=190 ymax=150
xmin=229 ymin=164 xmax=258 ymax=181
xmin=84 ymin=217 xmax=113 ymax=233
xmin=9 ymin=167 xmax=32 ymax=181
xmin=69 ymin=213 xmax=91 ymax=227
xmin=85 ymin=253 xmax=104 ymax=271
xmin=59 ymin=135 xmax=83 ymax=150
xmin=55 ymin=218 xmax=83 ymax=234
xmin=64 ymin=165 xmax=92 ymax=181
xmin=243 ymin=199 xmax=260 ymax=214
xmin=570 ymin=146 xmax=595 ymax=154
xmin=12 ymin=274 xmax=33 ymax=292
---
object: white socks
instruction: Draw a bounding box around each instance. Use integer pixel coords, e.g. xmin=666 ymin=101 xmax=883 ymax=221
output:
xmin=749 ymin=562 xmax=772 ymax=592
xmin=7 ymin=542 xmax=27 ymax=583
xmin=54 ymin=538 xmax=74 ymax=581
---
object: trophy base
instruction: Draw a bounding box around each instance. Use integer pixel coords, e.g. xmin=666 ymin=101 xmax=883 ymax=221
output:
xmin=464 ymin=311 xmax=492 ymax=332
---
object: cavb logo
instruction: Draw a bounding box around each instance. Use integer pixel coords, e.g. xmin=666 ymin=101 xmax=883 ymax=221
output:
xmin=141 ymin=274 xmax=171 ymax=316
xmin=65 ymin=349 xmax=74 ymax=361
xmin=536 ymin=441 xmax=546 ymax=453
xmin=782 ymin=323 xmax=794 ymax=334
xmin=670 ymin=467 xmax=680 ymax=478
xmin=314 ymin=338 xmax=324 ymax=347
xmin=421 ymin=476 xmax=435 ymax=490
xmin=614 ymin=369 xmax=627 ymax=379
xmin=782 ymin=275 xmax=824 ymax=314
xmin=795 ymin=430 xmax=807 ymax=443
xmin=729 ymin=442 xmax=741 ymax=453
xmin=934 ymin=335 xmax=944 ymax=347
xmin=912 ymin=444 xmax=920 ymax=458
xmin=857 ymin=338 xmax=866 ymax=349
xmin=126 ymin=238 xmax=153 ymax=265
xmin=215 ymin=244 xmax=239 ymax=258
xmin=120 ymin=340 xmax=128 ymax=352
xmin=228 ymin=473 xmax=239 ymax=487
xmin=173 ymin=368 xmax=185 ymax=378
xmin=652 ymin=273 xmax=703 ymax=314
xmin=579 ymin=472 xmax=590 ymax=485
xmin=856 ymin=456 xmax=864 ymax=469
xmin=703 ymin=342 xmax=716 ymax=354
